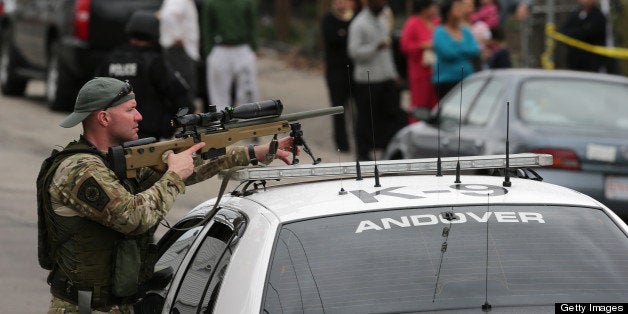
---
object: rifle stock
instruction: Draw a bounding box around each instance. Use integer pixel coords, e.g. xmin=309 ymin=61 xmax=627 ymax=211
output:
xmin=109 ymin=106 xmax=344 ymax=179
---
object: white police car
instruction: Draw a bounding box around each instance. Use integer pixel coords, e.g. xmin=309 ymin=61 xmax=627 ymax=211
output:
xmin=138 ymin=154 xmax=628 ymax=313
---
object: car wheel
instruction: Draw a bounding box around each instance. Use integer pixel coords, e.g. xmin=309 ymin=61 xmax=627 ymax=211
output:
xmin=46 ymin=42 xmax=77 ymax=111
xmin=0 ymin=30 xmax=27 ymax=96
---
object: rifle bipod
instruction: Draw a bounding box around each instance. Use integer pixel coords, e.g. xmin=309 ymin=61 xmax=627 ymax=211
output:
xmin=290 ymin=122 xmax=321 ymax=165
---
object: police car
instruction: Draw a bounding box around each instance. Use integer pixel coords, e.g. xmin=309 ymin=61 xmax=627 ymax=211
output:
xmin=137 ymin=154 xmax=628 ymax=313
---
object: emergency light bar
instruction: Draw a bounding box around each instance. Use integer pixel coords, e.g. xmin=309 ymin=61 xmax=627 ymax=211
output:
xmin=222 ymin=153 xmax=553 ymax=181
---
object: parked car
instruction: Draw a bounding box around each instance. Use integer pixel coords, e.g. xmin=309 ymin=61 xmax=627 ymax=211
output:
xmin=384 ymin=69 xmax=628 ymax=220
xmin=0 ymin=0 xmax=160 ymax=110
xmin=134 ymin=154 xmax=628 ymax=312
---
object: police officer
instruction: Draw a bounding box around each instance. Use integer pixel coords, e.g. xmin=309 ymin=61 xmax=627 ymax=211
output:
xmin=97 ymin=11 xmax=194 ymax=140
xmin=38 ymin=77 xmax=296 ymax=312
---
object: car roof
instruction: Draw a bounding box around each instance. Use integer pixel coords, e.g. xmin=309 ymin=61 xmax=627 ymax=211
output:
xmin=473 ymin=68 xmax=628 ymax=84
xmin=184 ymin=155 xmax=622 ymax=225
xmin=236 ymin=174 xmax=602 ymax=223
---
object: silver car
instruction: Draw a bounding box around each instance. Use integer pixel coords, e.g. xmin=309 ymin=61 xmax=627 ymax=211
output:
xmin=384 ymin=69 xmax=628 ymax=219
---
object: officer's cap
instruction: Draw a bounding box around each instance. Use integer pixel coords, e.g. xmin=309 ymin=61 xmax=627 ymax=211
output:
xmin=125 ymin=11 xmax=160 ymax=42
xmin=59 ymin=77 xmax=135 ymax=128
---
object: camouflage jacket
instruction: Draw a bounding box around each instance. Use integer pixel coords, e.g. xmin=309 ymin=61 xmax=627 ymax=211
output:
xmin=49 ymin=140 xmax=249 ymax=235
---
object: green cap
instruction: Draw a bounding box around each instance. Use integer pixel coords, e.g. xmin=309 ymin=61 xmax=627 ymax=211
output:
xmin=59 ymin=77 xmax=135 ymax=128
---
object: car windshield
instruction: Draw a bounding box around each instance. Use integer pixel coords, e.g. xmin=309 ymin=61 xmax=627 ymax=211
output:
xmin=519 ymin=78 xmax=628 ymax=131
xmin=263 ymin=205 xmax=628 ymax=312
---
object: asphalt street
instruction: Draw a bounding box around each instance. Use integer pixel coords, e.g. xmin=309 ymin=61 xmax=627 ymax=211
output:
xmin=0 ymin=50 xmax=356 ymax=312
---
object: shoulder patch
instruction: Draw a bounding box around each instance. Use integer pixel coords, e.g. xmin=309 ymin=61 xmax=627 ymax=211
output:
xmin=77 ymin=177 xmax=110 ymax=212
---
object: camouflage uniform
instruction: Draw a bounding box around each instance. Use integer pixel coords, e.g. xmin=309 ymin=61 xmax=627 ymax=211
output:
xmin=46 ymin=138 xmax=249 ymax=313
xmin=48 ymin=145 xmax=248 ymax=234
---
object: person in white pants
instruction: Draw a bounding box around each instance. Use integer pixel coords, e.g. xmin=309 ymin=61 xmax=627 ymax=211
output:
xmin=207 ymin=44 xmax=259 ymax=111
xmin=201 ymin=0 xmax=259 ymax=111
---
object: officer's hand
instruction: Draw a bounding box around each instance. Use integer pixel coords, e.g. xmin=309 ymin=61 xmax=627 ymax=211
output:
xmin=254 ymin=136 xmax=299 ymax=165
xmin=166 ymin=142 xmax=206 ymax=179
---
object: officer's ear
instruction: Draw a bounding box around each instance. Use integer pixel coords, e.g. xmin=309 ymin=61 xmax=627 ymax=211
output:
xmin=95 ymin=110 xmax=111 ymax=127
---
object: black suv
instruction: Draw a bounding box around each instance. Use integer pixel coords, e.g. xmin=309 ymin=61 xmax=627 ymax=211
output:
xmin=0 ymin=0 xmax=160 ymax=110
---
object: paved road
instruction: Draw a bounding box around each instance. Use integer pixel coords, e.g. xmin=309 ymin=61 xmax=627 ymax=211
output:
xmin=0 ymin=51 xmax=357 ymax=312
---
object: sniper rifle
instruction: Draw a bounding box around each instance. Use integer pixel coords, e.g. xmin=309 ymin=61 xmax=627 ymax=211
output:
xmin=108 ymin=99 xmax=344 ymax=179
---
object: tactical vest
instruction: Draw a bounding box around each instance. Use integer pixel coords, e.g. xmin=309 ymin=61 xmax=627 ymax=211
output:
xmin=36 ymin=139 xmax=159 ymax=309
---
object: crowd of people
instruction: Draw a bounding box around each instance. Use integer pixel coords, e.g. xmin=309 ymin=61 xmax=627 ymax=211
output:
xmin=321 ymin=0 xmax=526 ymax=159
xmin=92 ymin=0 xmax=531 ymax=161
xmin=321 ymin=0 xmax=607 ymax=159
xmin=96 ymin=0 xmax=605 ymax=162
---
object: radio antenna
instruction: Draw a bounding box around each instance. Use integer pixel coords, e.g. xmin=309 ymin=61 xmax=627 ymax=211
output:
xmin=482 ymin=194 xmax=492 ymax=312
xmin=436 ymin=63 xmax=442 ymax=177
xmin=367 ymin=70 xmax=381 ymax=187
xmin=503 ymin=101 xmax=512 ymax=187
xmin=338 ymin=149 xmax=348 ymax=195
xmin=433 ymin=210 xmax=457 ymax=302
xmin=348 ymin=64 xmax=363 ymax=181
xmin=454 ymin=67 xmax=464 ymax=184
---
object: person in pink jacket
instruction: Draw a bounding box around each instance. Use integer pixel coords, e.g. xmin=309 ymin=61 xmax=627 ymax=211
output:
xmin=400 ymin=0 xmax=439 ymax=123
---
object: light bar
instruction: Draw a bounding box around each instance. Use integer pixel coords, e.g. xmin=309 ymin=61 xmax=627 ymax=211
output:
xmin=220 ymin=153 xmax=553 ymax=181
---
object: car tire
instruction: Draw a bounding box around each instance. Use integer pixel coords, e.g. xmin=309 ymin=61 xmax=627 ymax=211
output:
xmin=0 ymin=30 xmax=27 ymax=96
xmin=46 ymin=42 xmax=78 ymax=111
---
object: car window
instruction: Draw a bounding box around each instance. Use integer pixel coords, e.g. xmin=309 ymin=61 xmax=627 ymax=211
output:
xmin=156 ymin=219 xmax=207 ymax=273
xmin=439 ymin=78 xmax=486 ymax=130
xmin=171 ymin=221 xmax=236 ymax=314
xmin=519 ymin=78 xmax=628 ymax=130
xmin=155 ymin=226 xmax=204 ymax=283
xmin=467 ymin=78 xmax=507 ymax=126
xmin=263 ymin=205 xmax=628 ymax=313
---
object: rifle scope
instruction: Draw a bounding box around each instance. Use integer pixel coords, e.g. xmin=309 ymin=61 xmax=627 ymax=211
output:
xmin=173 ymin=99 xmax=284 ymax=127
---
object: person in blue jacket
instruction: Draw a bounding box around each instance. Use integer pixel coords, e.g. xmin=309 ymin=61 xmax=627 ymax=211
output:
xmin=432 ymin=0 xmax=480 ymax=99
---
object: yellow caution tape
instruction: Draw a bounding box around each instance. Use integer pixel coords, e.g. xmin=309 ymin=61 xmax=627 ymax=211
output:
xmin=545 ymin=23 xmax=628 ymax=59
xmin=541 ymin=24 xmax=556 ymax=69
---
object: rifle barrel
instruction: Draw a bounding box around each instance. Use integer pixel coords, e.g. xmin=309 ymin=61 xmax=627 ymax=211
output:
xmin=225 ymin=106 xmax=344 ymax=129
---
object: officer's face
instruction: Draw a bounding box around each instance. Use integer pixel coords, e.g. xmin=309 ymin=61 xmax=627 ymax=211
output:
xmin=106 ymin=96 xmax=142 ymax=143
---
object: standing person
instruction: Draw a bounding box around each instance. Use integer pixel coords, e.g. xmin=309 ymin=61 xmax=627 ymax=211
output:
xmin=158 ymin=0 xmax=200 ymax=101
xmin=487 ymin=27 xmax=512 ymax=69
xmin=39 ymin=78 xmax=296 ymax=313
xmin=202 ymin=0 xmax=259 ymax=111
xmin=561 ymin=0 xmax=607 ymax=72
xmin=348 ymin=0 xmax=407 ymax=161
xmin=432 ymin=0 xmax=480 ymax=99
xmin=97 ymin=11 xmax=194 ymax=140
xmin=321 ymin=0 xmax=356 ymax=152
xmin=400 ymin=0 xmax=439 ymax=124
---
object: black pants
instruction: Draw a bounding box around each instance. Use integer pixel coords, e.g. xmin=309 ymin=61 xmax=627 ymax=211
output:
xmin=325 ymin=69 xmax=352 ymax=150
xmin=354 ymin=80 xmax=406 ymax=160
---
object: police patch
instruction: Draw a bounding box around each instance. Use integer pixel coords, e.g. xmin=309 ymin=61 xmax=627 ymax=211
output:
xmin=77 ymin=177 xmax=110 ymax=212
